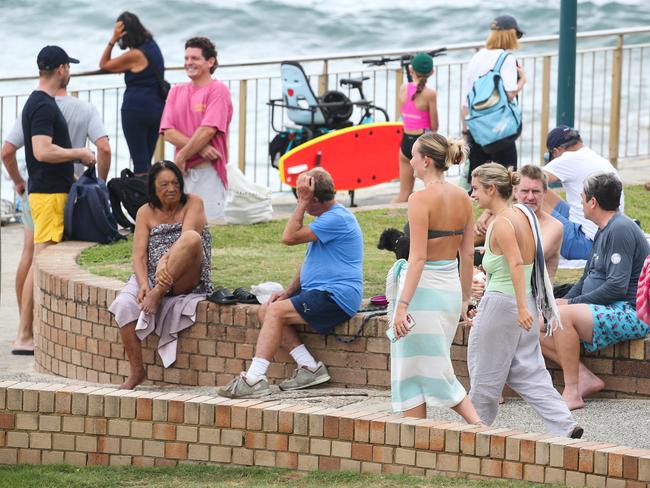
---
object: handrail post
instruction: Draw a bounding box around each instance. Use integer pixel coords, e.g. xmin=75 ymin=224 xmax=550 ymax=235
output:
xmin=608 ymin=35 xmax=623 ymax=168
xmin=540 ymin=56 xmax=552 ymax=164
xmin=394 ymin=68 xmax=403 ymax=120
xmin=318 ymin=60 xmax=329 ymax=96
xmin=238 ymin=79 xmax=247 ymax=173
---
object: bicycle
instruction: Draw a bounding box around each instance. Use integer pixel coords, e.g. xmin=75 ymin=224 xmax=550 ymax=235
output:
xmin=361 ymin=47 xmax=447 ymax=81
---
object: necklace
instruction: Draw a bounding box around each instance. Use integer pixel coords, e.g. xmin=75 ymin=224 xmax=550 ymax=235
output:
xmin=425 ymin=179 xmax=445 ymax=186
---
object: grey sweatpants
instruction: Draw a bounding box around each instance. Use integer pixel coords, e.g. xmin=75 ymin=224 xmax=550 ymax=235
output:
xmin=468 ymin=292 xmax=577 ymax=437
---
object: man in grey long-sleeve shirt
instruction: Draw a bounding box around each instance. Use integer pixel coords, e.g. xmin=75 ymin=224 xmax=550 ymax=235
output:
xmin=541 ymin=173 xmax=650 ymax=411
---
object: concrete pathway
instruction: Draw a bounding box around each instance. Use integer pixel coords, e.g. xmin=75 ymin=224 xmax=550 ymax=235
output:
xmin=1 ymin=162 xmax=649 ymax=450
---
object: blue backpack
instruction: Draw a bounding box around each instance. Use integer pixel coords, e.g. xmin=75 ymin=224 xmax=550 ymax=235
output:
xmin=465 ymin=51 xmax=522 ymax=152
xmin=64 ymin=166 xmax=125 ymax=244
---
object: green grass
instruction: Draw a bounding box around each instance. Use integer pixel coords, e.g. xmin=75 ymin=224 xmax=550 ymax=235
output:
xmin=0 ymin=464 xmax=563 ymax=488
xmin=78 ymin=185 xmax=649 ymax=298
xmin=79 ymin=207 xmax=408 ymax=298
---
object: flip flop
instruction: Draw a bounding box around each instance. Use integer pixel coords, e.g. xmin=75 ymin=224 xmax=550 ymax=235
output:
xmin=207 ymin=287 xmax=237 ymax=305
xmin=233 ymin=287 xmax=260 ymax=304
xmin=11 ymin=349 xmax=34 ymax=356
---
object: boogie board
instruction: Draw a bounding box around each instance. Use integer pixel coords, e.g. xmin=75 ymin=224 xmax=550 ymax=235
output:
xmin=279 ymin=122 xmax=403 ymax=190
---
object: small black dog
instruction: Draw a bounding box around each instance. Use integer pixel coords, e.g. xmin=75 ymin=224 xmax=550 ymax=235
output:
xmin=377 ymin=228 xmax=410 ymax=260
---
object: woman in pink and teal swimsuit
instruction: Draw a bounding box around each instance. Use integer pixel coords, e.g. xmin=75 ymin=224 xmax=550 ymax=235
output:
xmin=392 ymin=53 xmax=439 ymax=203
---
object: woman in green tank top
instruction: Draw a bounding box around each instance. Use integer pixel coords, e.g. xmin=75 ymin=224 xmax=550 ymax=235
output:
xmin=466 ymin=163 xmax=581 ymax=438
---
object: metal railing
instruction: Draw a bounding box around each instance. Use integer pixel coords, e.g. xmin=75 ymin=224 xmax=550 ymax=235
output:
xmin=2 ymin=26 xmax=650 ymax=210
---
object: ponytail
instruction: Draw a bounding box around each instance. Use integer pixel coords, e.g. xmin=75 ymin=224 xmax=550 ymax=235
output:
xmin=411 ymin=76 xmax=428 ymax=101
xmin=416 ymin=133 xmax=468 ymax=171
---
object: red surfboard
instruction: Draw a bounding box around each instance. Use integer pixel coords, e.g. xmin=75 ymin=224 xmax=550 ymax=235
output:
xmin=279 ymin=122 xmax=403 ymax=190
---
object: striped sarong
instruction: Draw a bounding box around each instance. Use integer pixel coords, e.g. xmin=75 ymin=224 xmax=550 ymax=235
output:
xmin=386 ymin=259 xmax=467 ymax=412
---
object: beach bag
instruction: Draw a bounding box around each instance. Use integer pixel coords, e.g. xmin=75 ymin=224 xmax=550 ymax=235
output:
xmin=224 ymin=164 xmax=273 ymax=224
xmin=107 ymin=168 xmax=149 ymax=231
xmin=465 ymin=51 xmax=522 ymax=152
xmin=64 ymin=166 xmax=125 ymax=244
xmin=637 ymin=254 xmax=650 ymax=325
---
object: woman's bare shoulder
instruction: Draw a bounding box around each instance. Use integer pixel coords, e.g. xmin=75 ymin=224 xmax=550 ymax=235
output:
xmin=185 ymin=193 xmax=205 ymax=208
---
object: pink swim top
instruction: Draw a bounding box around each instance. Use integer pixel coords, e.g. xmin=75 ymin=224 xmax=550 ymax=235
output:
xmin=401 ymin=82 xmax=431 ymax=131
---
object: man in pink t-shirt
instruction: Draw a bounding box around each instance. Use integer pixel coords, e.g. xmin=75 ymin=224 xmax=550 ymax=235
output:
xmin=160 ymin=36 xmax=233 ymax=220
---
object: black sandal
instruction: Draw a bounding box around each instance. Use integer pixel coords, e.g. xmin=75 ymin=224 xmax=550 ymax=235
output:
xmin=207 ymin=287 xmax=238 ymax=305
xmin=232 ymin=287 xmax=259 ymax=304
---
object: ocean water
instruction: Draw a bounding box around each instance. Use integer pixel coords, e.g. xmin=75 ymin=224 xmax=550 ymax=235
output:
xmin=2 ymin=0 xmax=649 ymax=86
xmin=1 ymin=0 xmax=649 ymax=201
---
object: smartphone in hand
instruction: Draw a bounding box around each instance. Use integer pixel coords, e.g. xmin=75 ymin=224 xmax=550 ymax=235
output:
xmin=386 ymin=313 xmax=416 ymax=343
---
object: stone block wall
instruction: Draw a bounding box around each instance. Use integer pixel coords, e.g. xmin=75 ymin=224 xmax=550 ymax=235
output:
xmin=1 ymin=381 xmax=650 ymax=486
xmin=33 ymin=242 xmax=650 ymax=398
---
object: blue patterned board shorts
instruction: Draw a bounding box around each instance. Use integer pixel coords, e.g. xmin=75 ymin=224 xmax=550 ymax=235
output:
xmin=583 ymin=301 xmax=650 ymax=353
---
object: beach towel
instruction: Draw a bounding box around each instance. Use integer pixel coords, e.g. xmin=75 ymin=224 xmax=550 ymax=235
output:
xmin=637 ymin=254 xmax=650 ymax=325
xmin=109 ymin=276 xmax=207 ymax=367
xmin=516 ymin=204 xmax=562 ymax=335
xmin=386 ymin=259 xmax=467 ymax=412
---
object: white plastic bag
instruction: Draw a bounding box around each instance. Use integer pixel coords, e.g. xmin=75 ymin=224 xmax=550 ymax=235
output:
xmin=250 ymin=281 xmax=285 ymax=304
xmin=224 ymin=164 xmax=273 ymax=224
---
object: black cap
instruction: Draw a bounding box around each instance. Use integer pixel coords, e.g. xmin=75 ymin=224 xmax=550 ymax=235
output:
xmin=546 ymin=125 xmax=582 ymax=160
xmin=491 ymin=15 xmax=524 ymax=39
xmin=37 ymin=45 xmax=80 ymax=71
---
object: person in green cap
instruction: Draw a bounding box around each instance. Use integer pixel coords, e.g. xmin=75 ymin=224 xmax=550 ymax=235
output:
xmin=392 ymin=52 xmax=439 ymax=203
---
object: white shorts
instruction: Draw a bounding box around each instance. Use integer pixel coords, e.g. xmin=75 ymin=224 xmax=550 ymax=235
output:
xmin=184 ymin=166 xmax=226 ymax=221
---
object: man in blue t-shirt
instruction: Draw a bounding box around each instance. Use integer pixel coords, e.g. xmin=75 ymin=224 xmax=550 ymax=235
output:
xmin=219 ymin=168 xmax=364 ymax=398
xmin=541 ymin=173 xmax=650 ymax=411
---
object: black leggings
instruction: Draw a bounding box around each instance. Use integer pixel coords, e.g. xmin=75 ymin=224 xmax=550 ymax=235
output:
xmin=122 ymin=108 xmax=163 ymax=174
xmin=467 ymin=133 xmax=518 ymax=183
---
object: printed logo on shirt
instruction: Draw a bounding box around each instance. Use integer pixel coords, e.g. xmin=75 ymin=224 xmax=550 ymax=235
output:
xmin=194 ymin=103 xmax=206 ymax=113
xmin=610 ymin=253 xmax=622 ymax=265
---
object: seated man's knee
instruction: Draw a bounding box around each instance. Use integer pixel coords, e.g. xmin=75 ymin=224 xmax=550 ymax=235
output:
xmin=263 ymin=300 xmax=292 ymax=325
xmin=257 ymin=302 xmax=269 ymax=323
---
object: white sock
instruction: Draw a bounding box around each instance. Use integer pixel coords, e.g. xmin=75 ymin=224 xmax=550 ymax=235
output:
xmin=246 ymin=357 xmax=270 ymax=381
xmin=289 ymin=344 xmax=318 ymax=369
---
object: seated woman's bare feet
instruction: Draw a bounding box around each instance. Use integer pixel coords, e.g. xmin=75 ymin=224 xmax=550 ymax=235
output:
xmin=12 ymin=337 xmax=34 ymax=354
xmin=140 ymin=287 xmax=165 ymax=315
xmin=119 ymin=367 xmax=146 ymax=390
xmin=579 ymin=368 xmax=605 ymax=398
xmin=562 ymin=388 xmax=585 ymax=410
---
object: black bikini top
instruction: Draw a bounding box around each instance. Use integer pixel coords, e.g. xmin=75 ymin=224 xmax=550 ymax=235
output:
xmin=403 ymin=222 xmax=464 ymax=239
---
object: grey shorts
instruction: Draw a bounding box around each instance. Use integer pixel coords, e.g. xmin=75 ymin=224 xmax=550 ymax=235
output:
xmin=21 ymin=191 xmax=34 ymax=232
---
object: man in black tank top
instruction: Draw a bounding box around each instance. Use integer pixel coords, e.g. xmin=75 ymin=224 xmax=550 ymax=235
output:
xmin=12 ymin=46 xmax=96 ymax=355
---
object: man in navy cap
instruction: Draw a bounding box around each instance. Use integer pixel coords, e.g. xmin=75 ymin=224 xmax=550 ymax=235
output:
xmin=11 ymin=46 xmax=96 ymax=354
xmin=542 ymin=125 xmax=623 ymax=260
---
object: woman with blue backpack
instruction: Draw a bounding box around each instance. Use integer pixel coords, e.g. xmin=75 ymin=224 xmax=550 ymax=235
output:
xmin=461 ymin=15 xmax=526 ymax=184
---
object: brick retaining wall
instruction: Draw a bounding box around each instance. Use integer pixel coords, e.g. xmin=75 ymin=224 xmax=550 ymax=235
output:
xmin=33 ymin=242 xmax=650 ymax=398
xmin=1 ymin=381 xmax=650 ymax=486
